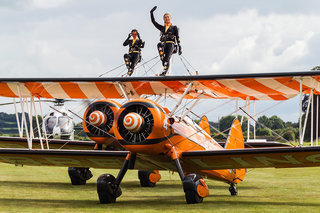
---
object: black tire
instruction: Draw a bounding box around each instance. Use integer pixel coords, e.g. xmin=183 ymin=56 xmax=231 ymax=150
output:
xmin=138 ymin=170 xmax=156 ymax=187
xmin=97 ymin=174 xmax=122 ymax=204
xmin=68 ymin=167 xmax=93 ymax=185
xmin=183 ymin=174 xmax=205 ymax=204
xmin=229 ymin=184 xmax=238 ymax=196
xmin=185 ymin=190 xmax=203 ymax=204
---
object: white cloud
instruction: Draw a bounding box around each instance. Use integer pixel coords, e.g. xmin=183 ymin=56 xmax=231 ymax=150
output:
xmin=181 ymin=10 xmax=320 ymax=74
xmin=29 ymin=0 xmax=71 ymax=9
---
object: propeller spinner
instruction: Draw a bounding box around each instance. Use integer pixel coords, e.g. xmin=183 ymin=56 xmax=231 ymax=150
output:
xmin=123 ymin=112 xmax=144 ymax=132
xmin=89 ymin=110 xmax=107 ymax=126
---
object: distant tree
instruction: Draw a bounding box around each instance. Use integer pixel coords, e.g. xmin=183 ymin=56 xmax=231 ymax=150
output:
xmin=282 ymin=130 xmax=295 ymax=141
xmin=219 ymin=115 xmax=236 ymax=132
xmin=257 ymin=115 xmax=285 ymax=130
xmin=256 ymin=128 xmax=272 ymax=136
xmin=257 ymin=115 xmax=272 ymax=129
xmin=269 ymin=115 xmax=285 ymax=129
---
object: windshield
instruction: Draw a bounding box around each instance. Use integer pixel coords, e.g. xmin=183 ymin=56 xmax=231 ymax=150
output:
xmin=58 ymin=116 xmax=71 ymax=133
xmin=45 ymin=116 xmax=57 ymax=133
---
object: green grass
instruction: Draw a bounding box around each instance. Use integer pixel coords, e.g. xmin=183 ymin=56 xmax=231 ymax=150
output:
xmin=0 ymin=164 xmax=319 ymax=212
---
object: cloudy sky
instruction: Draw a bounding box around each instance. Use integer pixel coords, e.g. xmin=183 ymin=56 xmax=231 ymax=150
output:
xmin=0 ymin=0 xmax=319 ymax=122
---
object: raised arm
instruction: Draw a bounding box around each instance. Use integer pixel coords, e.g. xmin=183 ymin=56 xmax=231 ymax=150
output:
xmin=150 ymin=6 xmax=163 ymax=31
xmin=123 ymin=34 xmax=131 ymax=46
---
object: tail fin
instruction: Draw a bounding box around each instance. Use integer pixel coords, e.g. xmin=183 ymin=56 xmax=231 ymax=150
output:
xmin=225 ymin=118 xmax=244 ymax=150
xmin=225 ymin=118 xmax=246 ymax=183
xmin=198 ymin=116 xmax=211 ymax=136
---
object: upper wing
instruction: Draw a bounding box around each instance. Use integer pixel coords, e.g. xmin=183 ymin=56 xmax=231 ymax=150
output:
xmin=0 ymin=71 xmax=319 ymax=100
xmin=181 ymin=146 xmax=320 ymax=170
xmin=0 ymin=148 xmax=163 ymax=170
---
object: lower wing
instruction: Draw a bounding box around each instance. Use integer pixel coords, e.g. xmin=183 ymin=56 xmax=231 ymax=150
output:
xmin=0 ymin=148 xmax=162 ymax=170
xmin=0 ymin=136 xmax=96 ymax=150
xmin=181 ymin=146 xmax=320 ymax=170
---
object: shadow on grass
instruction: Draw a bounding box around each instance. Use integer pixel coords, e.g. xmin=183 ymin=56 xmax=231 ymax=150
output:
xmin=0 ymin=180 xmax=260 ymax=191
xmin=0 ymin=181 xmax=95 ymax=190
xmin=0 ymin=197 xmax=318 ymax=209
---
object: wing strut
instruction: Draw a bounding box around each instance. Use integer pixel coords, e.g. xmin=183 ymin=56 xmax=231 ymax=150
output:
xmin=180 ymin=93 xmax=203 ymax=121
xmin=118 ymin=82 xmax=129 ymax=101
xmin=299 ymin=78 xmax=303 ymax=146
xmin=301 ymin=89 xmax=313 ymax=145
xmin=170 ymin=82 xmax=193 ymax=116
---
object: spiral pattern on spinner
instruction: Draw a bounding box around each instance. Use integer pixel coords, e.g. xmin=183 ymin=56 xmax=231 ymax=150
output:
xmin=123 ymin=112 xmax=144 ymax=132
xmin=89 ymin=110 xmax=106 ymax=126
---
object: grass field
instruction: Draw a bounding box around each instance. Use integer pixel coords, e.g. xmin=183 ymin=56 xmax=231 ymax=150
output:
xmin=0 ymin=163 xmax=319 ymax=213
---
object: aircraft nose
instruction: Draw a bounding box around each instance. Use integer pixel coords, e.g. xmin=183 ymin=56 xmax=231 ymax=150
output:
xmin=89 ymin=110 xmax=106 ymax=126
xmin=123 ymin=112 xmax=144 ymax=132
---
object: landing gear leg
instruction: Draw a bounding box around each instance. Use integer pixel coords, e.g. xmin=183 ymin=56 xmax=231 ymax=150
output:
xmin=97 ymin=153 xmax=136 ymax=204
xmin=229 ymin=183 xmax=238 ymax=196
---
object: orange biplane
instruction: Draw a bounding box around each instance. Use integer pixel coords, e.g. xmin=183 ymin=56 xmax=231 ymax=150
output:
xmin=0 ymin=71 xmax=320 ymax=204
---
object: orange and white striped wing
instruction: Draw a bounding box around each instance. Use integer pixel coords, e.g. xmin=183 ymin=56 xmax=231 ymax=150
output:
xmin=0 ymin=72 xmax=319 ymax=101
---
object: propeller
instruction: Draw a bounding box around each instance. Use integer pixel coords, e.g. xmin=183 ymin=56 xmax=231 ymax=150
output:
xmin=117 ymin=104 xmax=154 ymax=144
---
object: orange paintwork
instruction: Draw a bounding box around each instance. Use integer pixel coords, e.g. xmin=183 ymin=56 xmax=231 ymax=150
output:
xmin=111 ymin=98 xmax=246 ymax=184
xmin=199 ymin=80 xmax=248 ymax=100
xmin=24 ymin=82 xmax=53 ymax=98
xmin=197 ymin=178 xmax=210 ymax=198
xmin=114 ymin=99 xmax=172 ymax=154
xmin=149 ymin=170 xmax=161 ymax=183
xmin=95 ymin=82 xmax=122 ymax=99
xmin=83 ymin=100 xmax=121 ymax=145
xmin=198 ymin=116 xmax=211 ymax=136
xmin=0 ymin=83 xmax=16 ymax=97
xmin=275 ymin=77 xmax=311 ymax=93
xmin=237 ymin=78 xmax=287 ymax=100
xmin=59 ymin=82 xmax=88 ymax=99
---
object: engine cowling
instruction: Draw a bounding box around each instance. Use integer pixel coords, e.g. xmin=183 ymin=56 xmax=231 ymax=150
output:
xmin=83 ymin=100 xmax=121 ymax=144
xmin=114 ymin=99 xmax=172 ymax=154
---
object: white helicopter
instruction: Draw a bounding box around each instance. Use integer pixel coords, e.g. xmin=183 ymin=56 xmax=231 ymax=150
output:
xmin=0 ymin=98 xmax=75 ymax=140
xmin=42 ymin=99 xmax=74 ymax=140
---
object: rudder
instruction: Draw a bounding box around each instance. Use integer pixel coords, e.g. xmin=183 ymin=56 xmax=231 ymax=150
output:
xmin=225 ymin=118 xmax=244 ymax=150
xmin=225 ymin=118 xmax=246 ymax=183
xmin=198 ymin=116 xmax=210 ymax=136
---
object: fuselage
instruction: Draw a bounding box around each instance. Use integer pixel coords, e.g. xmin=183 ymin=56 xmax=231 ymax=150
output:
xmin=111 ymin=98 xmax=244 ymax=184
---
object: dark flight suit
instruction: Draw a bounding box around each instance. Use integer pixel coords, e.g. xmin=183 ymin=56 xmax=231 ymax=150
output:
xmin=123 ymin=36 xmax=145 ymax=76
xmin=150 ymin=12 xmax=182 ymax=76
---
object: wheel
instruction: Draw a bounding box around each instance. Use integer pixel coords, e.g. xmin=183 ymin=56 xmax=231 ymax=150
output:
xmin=229 ymin=183 xmax=238 ymax=196
xmin=185 ymin=190 xmax=203 ymax=204
xmin=68 ymin=167 xmax=93 ymax=185
xmin=183 ymin=174 xmax=208 ymax=204
xmin=138 ymin=170 xmax=161 ymax=187
xmin=97 ymin=174 xmax=122 ymax=204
